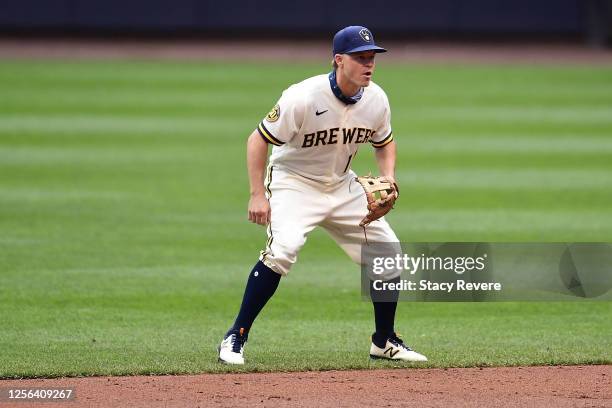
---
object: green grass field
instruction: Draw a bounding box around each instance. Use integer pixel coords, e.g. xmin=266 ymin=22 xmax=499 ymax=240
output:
xmin=0 ymin=61 xmax=611 ymax=378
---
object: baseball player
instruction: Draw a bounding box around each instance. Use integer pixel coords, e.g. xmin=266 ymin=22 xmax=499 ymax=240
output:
xmin=218 ymin=26 xmax=427 ymax=364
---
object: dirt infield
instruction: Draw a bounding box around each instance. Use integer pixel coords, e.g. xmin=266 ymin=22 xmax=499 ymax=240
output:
xmin=0 ymin=365 xmax=610 ymax=407
xmin=1 ymin=38 xmax=612 ymax=65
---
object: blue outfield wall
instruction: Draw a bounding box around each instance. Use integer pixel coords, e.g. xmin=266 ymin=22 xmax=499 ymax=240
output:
xmin=0 ymin=0 xmax=591 ymax=34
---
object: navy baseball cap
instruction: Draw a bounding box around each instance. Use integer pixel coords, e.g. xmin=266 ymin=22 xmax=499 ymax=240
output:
xmin=332 ymin=26 xmax=387 ymax=55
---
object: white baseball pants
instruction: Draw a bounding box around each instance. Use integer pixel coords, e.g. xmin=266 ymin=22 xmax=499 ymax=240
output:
xmin=259 ymin=165 xmax=400 ymax=276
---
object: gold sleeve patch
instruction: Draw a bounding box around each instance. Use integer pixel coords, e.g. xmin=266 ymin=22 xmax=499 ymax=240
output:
xmin=265 ymin=104 xmax=280 ymax=123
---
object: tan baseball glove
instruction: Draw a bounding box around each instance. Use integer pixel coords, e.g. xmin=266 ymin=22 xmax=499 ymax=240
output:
xmin=355 ymin=174 xmax=399 ymax=228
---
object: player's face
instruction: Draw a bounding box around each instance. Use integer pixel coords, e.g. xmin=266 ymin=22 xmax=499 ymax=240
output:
xmin=344 ymin=51 xmax=376 ymax=87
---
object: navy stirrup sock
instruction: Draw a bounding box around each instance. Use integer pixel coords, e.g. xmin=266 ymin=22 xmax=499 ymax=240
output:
xmin=370 ymin=278 xmax=399 ymax=348
xmin=230 ymin=261 xmax=281 ymax=335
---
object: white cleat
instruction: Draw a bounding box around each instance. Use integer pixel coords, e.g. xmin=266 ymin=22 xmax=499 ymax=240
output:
xmin=218 ymin=329 xmax=247 ymax=365
xmin=369 ymin=334 xmax=428 ymax=362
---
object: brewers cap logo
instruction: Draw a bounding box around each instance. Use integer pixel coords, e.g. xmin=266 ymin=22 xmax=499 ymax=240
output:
xmin=265 ymin=104 xmax=280 ymax=122
xmin=359 ymin=28 xmax=372 ymax=42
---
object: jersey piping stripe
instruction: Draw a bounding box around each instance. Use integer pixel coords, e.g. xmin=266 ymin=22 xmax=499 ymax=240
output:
xmin=264 ymin=165 xmax=273 ymax=198
xmin=257 ymin=122 xmax=284 ymax=146
xmin=371 ymin=131 xmax=393 ymax=148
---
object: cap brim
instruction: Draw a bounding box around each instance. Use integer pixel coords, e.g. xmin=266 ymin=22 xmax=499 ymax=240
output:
xmin=346 ymin=45 xmax=387 ymax=54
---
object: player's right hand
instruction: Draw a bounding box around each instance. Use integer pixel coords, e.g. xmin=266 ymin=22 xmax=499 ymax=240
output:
xmin=248 ymin=194 xmax=271 ymax=225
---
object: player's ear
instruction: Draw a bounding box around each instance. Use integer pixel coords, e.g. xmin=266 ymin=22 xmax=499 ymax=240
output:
xmin=334 ymin=54 xmax=343 ymax=68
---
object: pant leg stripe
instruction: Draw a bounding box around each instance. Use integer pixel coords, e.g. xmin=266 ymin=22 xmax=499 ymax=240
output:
xmin=262 ymin=166 xmax=274 ymax=262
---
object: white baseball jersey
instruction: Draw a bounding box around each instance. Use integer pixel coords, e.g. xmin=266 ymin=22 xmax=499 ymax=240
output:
xmin=255 ymin=73 xmax=399 ymax=276
xmin=257 ymin=74 xmax=394 ymax=185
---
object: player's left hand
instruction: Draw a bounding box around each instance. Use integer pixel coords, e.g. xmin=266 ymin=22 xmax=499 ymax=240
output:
xmin=355 ymin=174 xmax=399 ymax=228
xmin=383 ymin=175 xmax=399 ymax=197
